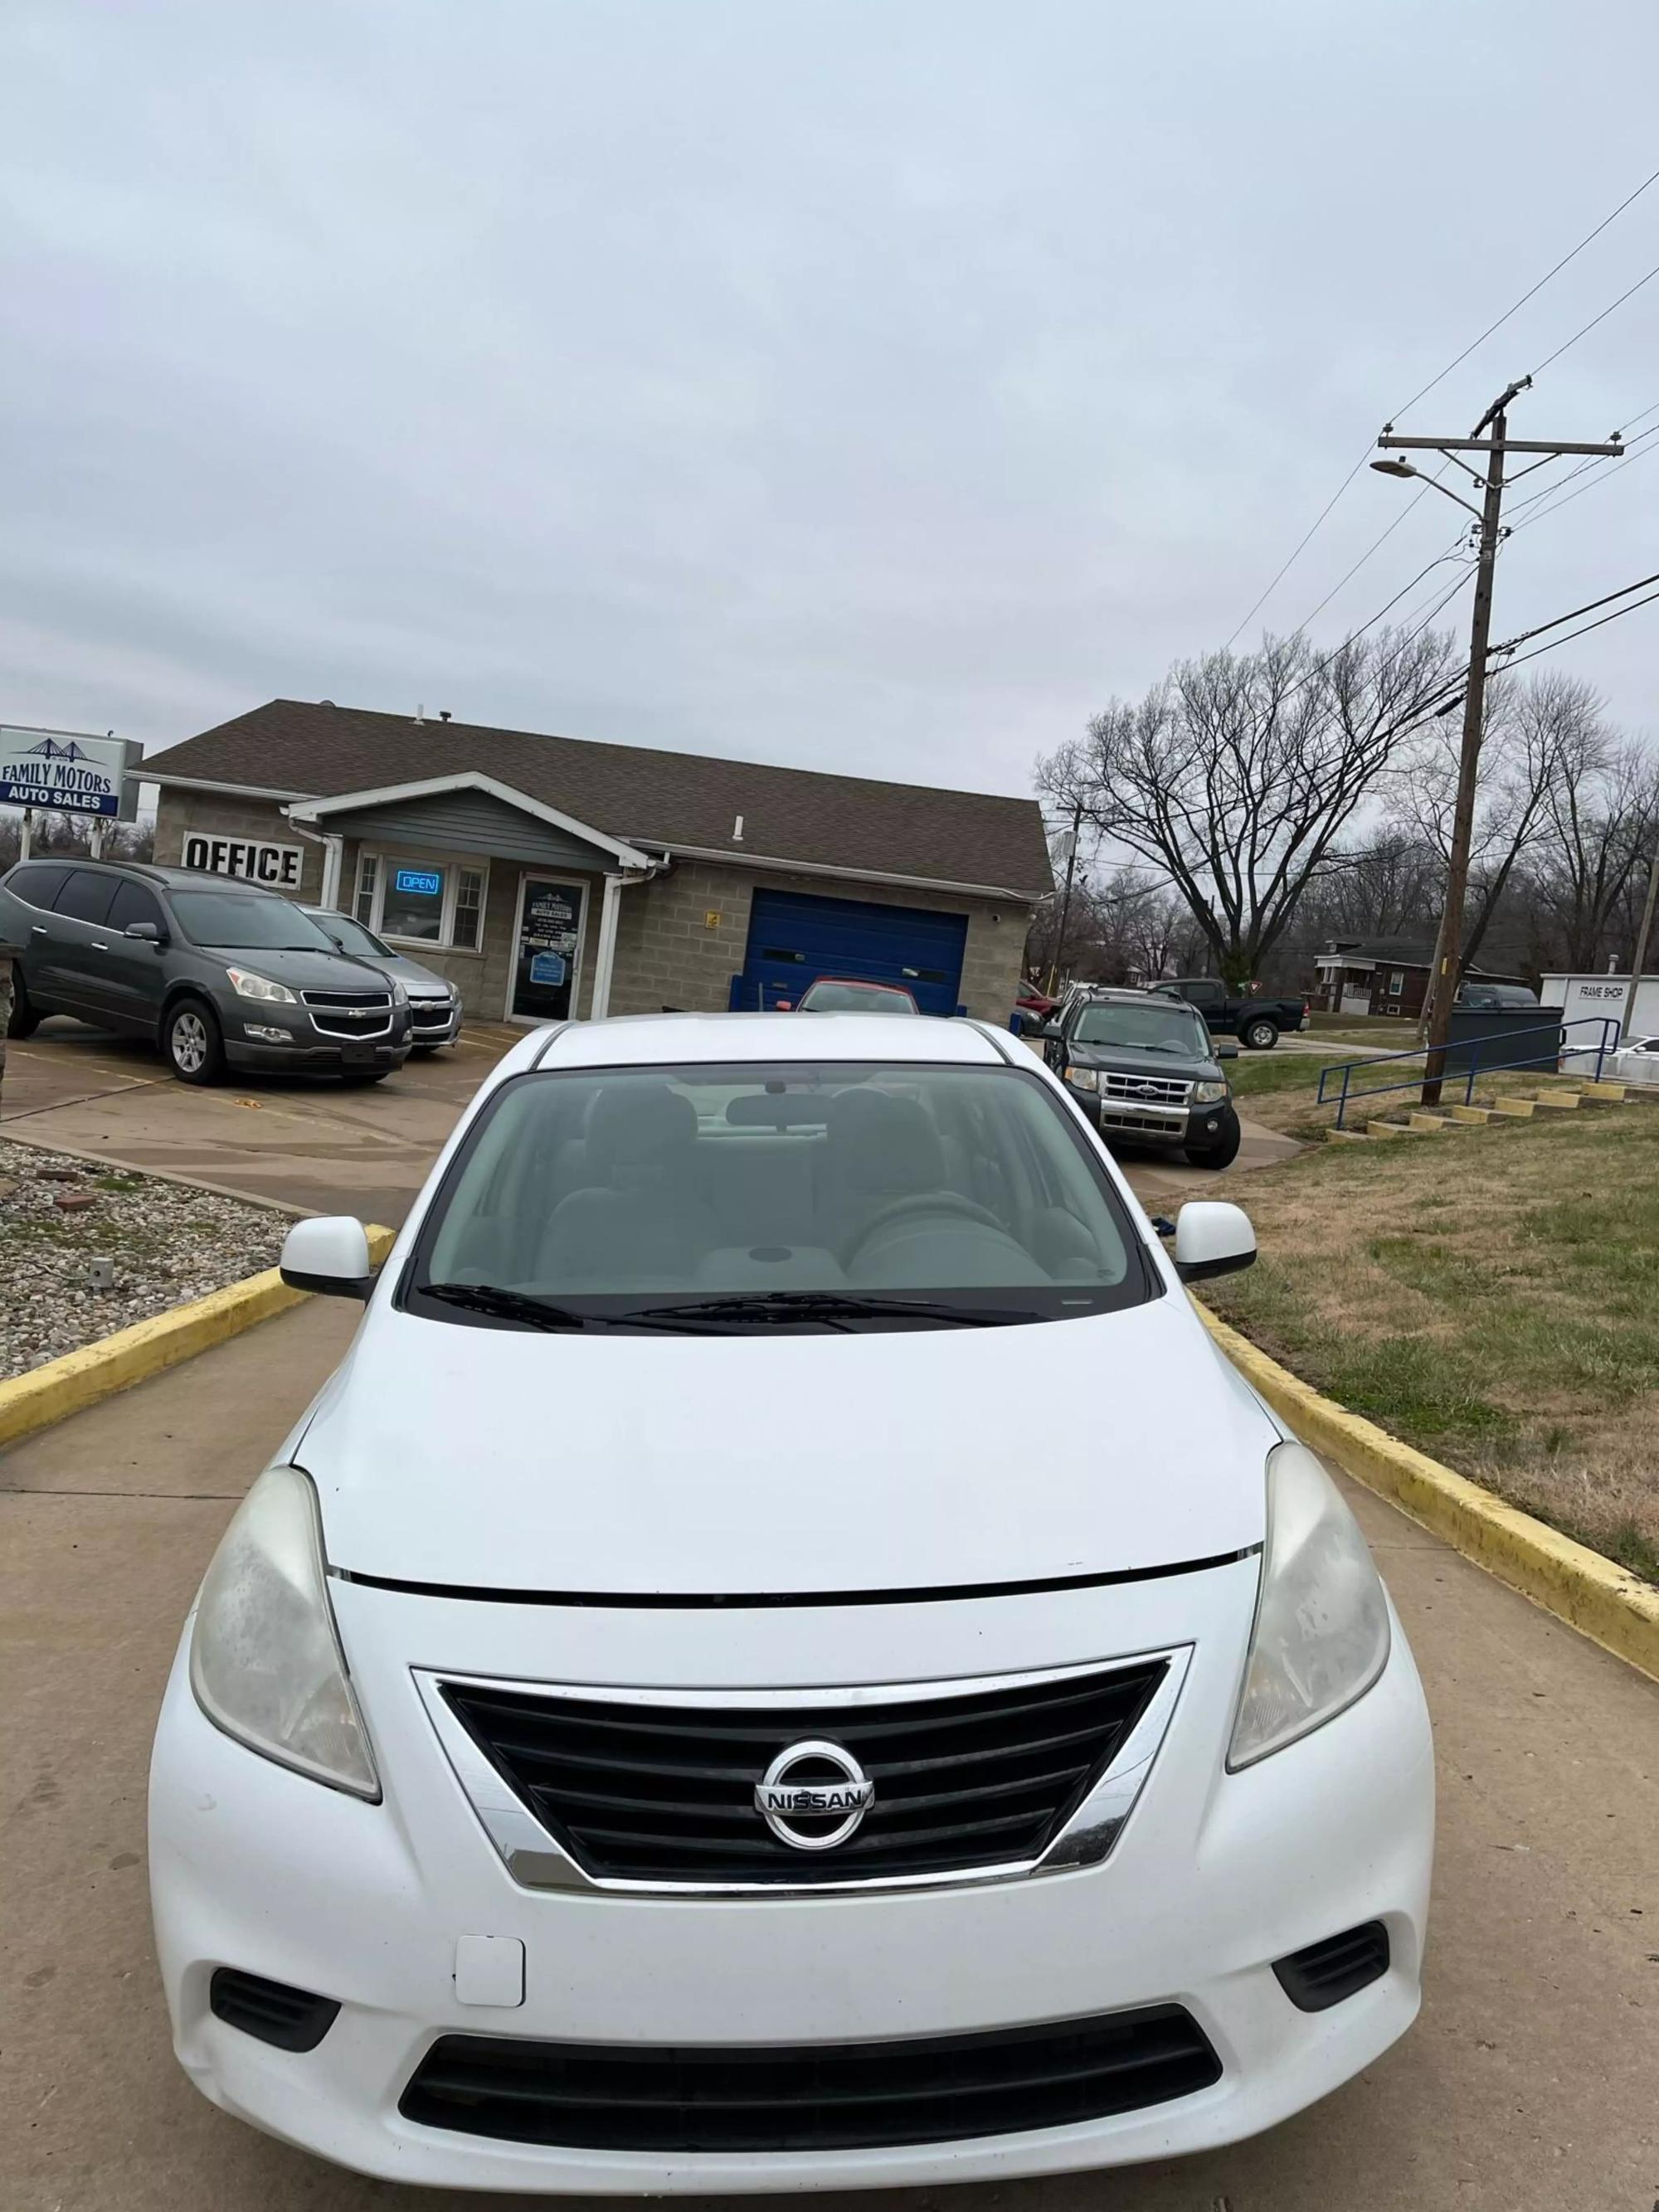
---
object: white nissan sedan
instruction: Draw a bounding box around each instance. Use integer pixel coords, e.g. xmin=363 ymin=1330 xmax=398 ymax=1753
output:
xmin=149 ymin=1012 xmax=1433 ymax=2193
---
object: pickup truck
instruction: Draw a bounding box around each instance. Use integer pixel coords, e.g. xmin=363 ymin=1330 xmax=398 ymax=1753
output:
xmin=1041 ymin=986 xmax=1241 ymax=1168
xmin=1152 ymin=977 xmax=1310 ymax=1051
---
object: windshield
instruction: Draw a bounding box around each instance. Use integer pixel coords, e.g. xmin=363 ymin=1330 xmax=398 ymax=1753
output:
xmin=169 ymin=892 xmax=340 ymax=952
xmin=799 ymin=980 xmax=917 ymax=1013
xmin=310 ymin=911 xmax=392 ymax=958
xmin=1072 ymin=1003 xmax=1208 ymax=1053
xmin=407 ymin=1061 xmax=1148 ymax=1330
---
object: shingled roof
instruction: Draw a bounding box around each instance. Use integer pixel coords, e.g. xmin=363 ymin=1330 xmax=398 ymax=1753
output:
xmin=143 ymin=699 xmax=1052 ymax=900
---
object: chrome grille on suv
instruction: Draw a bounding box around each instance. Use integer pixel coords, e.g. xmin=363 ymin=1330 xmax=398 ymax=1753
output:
xmin=1102 ymin=1073 xmax=1192 ymax=1106
xmin=439 ymin=1660 xmax=1169 ymax=1888
xmin=299 ymin=988 xmax=393 ymax=1039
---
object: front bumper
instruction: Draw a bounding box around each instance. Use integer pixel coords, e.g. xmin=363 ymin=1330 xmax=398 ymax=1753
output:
xmin=149 ymin=1567 xmax=1433 ymax=2192
xmin=408 ymin=999 xmax=460 ymax=1046
xmin=226 ymin=1035 xmax=412 ymax=1073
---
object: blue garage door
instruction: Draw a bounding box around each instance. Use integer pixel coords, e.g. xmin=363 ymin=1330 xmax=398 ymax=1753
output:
xmin=732 ymin=888 xmax=969 ymax=1018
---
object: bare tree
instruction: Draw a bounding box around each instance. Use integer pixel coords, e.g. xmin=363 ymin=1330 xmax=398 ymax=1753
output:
xmin=1523 ymin=725 xmax=1659 ymax=971
xmin=1039 ymin=627 xmax=1456 ymax=986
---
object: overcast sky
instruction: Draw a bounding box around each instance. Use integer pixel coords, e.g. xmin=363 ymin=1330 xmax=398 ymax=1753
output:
xmin=4 ymin=1 xmax=1658 ymax=807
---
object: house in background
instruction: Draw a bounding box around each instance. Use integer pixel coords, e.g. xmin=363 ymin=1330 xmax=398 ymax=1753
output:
xmin=1311 ymin=936 xmax=1531 ymax=1019
xmin=137 ymin=699 xmax=1050 ymax=1028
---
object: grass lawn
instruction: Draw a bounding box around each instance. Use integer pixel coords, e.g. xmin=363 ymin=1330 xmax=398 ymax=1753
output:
xmin=1204 ymin=1101 xmax=1659 ymax=1582
xmin=1306 ymin=1011 xmax=1421 ymax=1047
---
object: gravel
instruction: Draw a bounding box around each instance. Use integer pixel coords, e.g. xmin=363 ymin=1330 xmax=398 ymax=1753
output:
xmin=0 ymin=1137 xmax=289 ymax=1381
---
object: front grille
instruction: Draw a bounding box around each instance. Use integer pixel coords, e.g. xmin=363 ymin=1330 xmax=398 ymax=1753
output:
xmin=210 ymin=1966 xmax=339 ymax=2052
xmin=411 ymin=999 xmax=455 ymax=1030
xmin=439 ymin=1660 xmax=1167 ymax=1887
xmin=400 ymin=2006 xmax=1221 ymax=2151
xmin=1102 ymin=1073 xmax=1192 ymax=1105
xmin=299 ymin=987 xmax=393 ymax=1040
xmin=1273 ymin=1922 xmax=1391 ymax=2012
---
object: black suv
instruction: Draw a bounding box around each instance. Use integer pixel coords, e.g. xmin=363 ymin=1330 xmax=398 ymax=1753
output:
xmin=1 ymin=860 xmax=413 ymax=1085
xmin=1041 ymin=986 xmax=1241 ymax=1168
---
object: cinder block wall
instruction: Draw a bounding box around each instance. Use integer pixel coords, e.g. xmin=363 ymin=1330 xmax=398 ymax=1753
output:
xmin=152 ymin=792 xmax=328 ymax=901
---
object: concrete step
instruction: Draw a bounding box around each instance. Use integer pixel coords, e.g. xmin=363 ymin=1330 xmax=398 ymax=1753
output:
xmin=1326 ymin=1126 xmax=1371 ymax=1142
xmin=1446 ymin=1104 xmax=1494 ymax=1124
xmin=1532 ymin=1091 xmax=1581 ymax=1111
xmin=1408 ymin=1111 xmax=1457 ymax=1131
xmin=1492 ymin=1096 xmax=1535 ymax=1118
xmin=1574 ymin=1080 xmax=1628 ymax=1101
xmin=1366 ymin=1120 xmax=1414 ymax=1138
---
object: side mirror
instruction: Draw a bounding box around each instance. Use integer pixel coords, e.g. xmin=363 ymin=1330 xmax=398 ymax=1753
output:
xmin=1172 ymin=1200 xmax=1256 ymax=1284
xmin=1214 ymin=1039 xmax=1239 ymax=1060
xmin=280 ymin=1215 xmax=377 ymax=1300
xmin=1039 ymin=1021 xmax=1063 ymax=1041
xmin=125 ymin=921 xmax=167 ymax=945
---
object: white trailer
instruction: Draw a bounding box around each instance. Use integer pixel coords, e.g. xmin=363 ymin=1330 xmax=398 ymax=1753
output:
xmin=1537 ymin=972 xmax=1659 ymax=1064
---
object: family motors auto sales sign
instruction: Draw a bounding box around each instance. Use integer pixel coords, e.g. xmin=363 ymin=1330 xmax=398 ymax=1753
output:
xmin=0 ymin=727 xmax=129 ymax=817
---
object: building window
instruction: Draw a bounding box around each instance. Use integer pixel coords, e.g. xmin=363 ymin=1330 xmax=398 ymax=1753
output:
xmin=454 ymin=868 xmax=485 ymax=951
xmin=1389 ymin=970 xmax=1405 ymax=994
xmin=357 ymin=852 xmax=489 ymax=950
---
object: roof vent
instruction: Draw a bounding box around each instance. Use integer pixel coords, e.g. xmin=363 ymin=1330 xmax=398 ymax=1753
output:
xmin=732 ymin=814 xmax=745 ymax=843
xmin=319 ymin=698 xmax=336 ymax=707
xmin=414 ymin=703 xmax=426 ymax=726
xmin=439 ymin=709 xmax=452 ymax=722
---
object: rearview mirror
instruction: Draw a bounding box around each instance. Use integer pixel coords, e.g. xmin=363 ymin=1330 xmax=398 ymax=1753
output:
xmin=124 ymin=921 xmax=166 ymax=945
xmin=280 ymin=1215 xmax=377 ymax=1300
xmin=1172 ymin=1201 xmax=1256 ymax=1284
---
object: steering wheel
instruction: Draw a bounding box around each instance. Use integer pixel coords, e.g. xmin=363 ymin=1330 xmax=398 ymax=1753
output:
xmin=842 ymin=1192 xmax=1008 ymax=1265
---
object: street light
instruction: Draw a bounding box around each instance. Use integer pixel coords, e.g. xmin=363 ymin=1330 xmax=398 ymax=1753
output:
xmin=1369 ymin=457 xmax=1484 ymax=521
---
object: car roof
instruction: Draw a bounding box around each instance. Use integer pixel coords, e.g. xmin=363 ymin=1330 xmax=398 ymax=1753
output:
xmin=8 ymin=858 xmax=280 ymax=894
xmin=1075 ymin=987 xmax=1193 ymax=1007
xmin=532 ymin=1012 xmax=1010 ymax=1072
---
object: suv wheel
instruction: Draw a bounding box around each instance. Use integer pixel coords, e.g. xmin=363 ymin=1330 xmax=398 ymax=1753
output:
xmin=166 ymin=997 xmax=226 ymax=1086
xmin=1241 ymin=1017 xmax=1279 ymax=1051
xmin=6 ymin=970 xmax=41 ymax=1040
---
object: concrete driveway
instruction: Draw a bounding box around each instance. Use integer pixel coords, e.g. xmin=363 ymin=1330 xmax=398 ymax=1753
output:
xmin=3 ymin=1302 xmax=1655 ymax=2211
xmin=2 ymin=1018 xmax=1298 ymax=1222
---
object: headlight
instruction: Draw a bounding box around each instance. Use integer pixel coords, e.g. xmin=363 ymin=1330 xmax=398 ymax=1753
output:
xmin=190 ymin=1465 xmax=380 ymax=1798
xmin=391 ymin=979 xmax=409 ymax=1006
xmin=1228 ymin=1442 xmax=1390 ymax=1769
xmin=226 ymin=966 xmax=297 ymax=1004
xmin=1065 ymin=1067 xmax=1099 ymax=1091
xmin=1193 ymin=1079 xmax=1228 ymax=1103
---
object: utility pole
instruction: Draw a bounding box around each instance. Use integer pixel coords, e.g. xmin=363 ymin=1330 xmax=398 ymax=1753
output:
xmin=1045 ymin=801 xmax=1084 ymax=995
xmin=1631 ymin=843 xmax=1659 ymax=994
xmin=1375 ymin=383 xmax=1623 ymax=1103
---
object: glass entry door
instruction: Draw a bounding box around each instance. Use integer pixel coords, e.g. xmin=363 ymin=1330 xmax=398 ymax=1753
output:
xmin=510 ymin=878 xmax=585 ymax=1022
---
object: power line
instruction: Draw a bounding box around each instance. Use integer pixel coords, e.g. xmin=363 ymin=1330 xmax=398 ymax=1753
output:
xmin=1224 ymin=450 xmax=1372 ymax=648
xmin=1502 ymin=582 xmax=1659 ymax=670
xmin=1508 ymin=422 xmax=1659 ymax=533
xmin=1392 ymin=162 xmax=1659 ymax=420
xmin=1529 ymin=255 xmax=1659 ymax=377
xmin=1224 ymin=162 xmax=1659 ymax=644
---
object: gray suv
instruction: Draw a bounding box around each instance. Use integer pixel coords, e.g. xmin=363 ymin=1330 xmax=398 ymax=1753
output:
xmin=1 ymin=859 xmax=413 ymax=1086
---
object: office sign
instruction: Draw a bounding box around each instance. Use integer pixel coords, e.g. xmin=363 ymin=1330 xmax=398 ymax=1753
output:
xmin=0 ymin=727 xmax=130 ymax=818
xmin=182 ymin=833 xmax=304 ymax=889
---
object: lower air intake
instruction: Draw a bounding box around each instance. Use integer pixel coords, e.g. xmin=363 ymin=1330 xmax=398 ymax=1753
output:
xmin=209 ymin=1966 xmax=340 ymax=2052
xmin=400 ymin=2006 xmax=1221 ymax=2151
xmin=1273 ymin=1921 xmax=1391 ymax=2012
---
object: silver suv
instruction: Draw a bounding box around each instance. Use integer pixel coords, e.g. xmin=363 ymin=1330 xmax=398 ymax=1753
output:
xmin=1 ymin=859 xmax=413 ymax=1085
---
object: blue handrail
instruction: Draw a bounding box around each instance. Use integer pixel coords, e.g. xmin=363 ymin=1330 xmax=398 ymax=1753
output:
xmin=1315 ymin=1015 xmax=1623 ymax=1130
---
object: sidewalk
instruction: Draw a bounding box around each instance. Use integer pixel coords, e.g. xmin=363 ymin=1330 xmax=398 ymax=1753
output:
xmin=3 ymin=1303 xmax=1655 ymax=2211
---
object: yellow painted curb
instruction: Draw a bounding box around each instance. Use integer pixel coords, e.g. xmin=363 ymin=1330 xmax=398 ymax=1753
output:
xmin=1196 ymin=1304 xmax=1659 ymax=1685
xmin=0 ymin=1225 xmax=397 ymax=1451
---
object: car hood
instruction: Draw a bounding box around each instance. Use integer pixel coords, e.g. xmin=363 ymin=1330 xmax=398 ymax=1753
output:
xmin=362 ymin=949 xmax=450 ymax=996
xmin=297 ymin=1296 xmax=1277 ymax=1596
xmin=192 ymin=946 xmax=392 ymax=993
xmin=1068 ymin=1043 xmax=1223 ymax=1082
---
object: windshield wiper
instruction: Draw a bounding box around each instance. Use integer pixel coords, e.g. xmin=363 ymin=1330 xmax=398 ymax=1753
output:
xmin=621 ymin=1291 xmax=1035 ymax=1329
xmin=421 ymin=1281 xmax=737 ymax=1334
xmin=421 ymin=1282 xmax=595 ymax=1330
